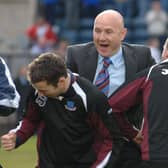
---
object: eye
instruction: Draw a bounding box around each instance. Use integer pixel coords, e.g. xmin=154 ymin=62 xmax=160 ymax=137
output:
xmin=94 ymin=28 xmax=101 ymax=33
xmin=106 ymin=30 xmax=113 ymax=34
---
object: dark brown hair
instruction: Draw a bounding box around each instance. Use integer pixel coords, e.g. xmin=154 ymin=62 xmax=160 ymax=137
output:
xmin=27 ymin=52 xmax=67 ymax=86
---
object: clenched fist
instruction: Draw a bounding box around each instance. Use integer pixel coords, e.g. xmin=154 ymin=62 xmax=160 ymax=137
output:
xmin=1 ymin=132 xmax=16 ymax=151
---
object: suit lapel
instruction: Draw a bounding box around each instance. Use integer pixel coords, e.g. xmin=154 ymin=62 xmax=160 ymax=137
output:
xmin=84 ymin=43 xmax=139 ymax=82
xmin=122 ymin=44 xmax=138 ymax=81
xmin=85 ymin=44 xmax=98 ymax=82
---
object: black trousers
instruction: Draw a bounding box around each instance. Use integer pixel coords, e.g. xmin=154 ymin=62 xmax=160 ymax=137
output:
xmin=105 ymin=140 xmax=141 ymax=168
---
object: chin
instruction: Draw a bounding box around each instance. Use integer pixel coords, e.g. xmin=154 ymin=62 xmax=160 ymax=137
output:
xmin=98 ymin=50 xmax=110 ymax=57
xmin=100 ymin=53 xmax=111 ymax=57
xmin=98 ymin=51 xmax=106 ymax=57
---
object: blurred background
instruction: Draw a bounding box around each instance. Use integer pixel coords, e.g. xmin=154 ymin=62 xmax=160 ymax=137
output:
xmin=0 ymin=0 xmax=167 ymax=78
xmin=0 ymin=0 xmax=168 ymax=167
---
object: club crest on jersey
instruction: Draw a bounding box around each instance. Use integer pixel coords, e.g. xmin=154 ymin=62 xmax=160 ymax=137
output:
xmin=35 ymin=95 xmax=47 ymax=107
xmin=161 ymin=68 xmax=168 ymax=75
xmin=65 ymin=101 xmax=76 ymax=111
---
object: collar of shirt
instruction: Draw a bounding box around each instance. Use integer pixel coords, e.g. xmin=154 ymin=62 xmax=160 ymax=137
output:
xmin=59 ymin=72 xmax=76 ymax=98
xmin=94 ymin=46 xmax=125 ymax=97
xmin=98 ymin=46 xmax=123 ymax=68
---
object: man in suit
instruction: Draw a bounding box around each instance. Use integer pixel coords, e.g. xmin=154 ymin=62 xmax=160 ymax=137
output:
xmin=1 ymin=52 xmax=115 ymax=168
xmin=66 ymin=9 xmax=155 ymax=167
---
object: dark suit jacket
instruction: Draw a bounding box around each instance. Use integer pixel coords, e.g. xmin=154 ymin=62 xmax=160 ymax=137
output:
xmin=66 ymin=41 xmax=155 ymax=82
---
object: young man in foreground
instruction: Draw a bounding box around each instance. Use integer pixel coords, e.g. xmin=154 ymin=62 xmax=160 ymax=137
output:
xmin=1 ymin=52 xmax=119 ymax=168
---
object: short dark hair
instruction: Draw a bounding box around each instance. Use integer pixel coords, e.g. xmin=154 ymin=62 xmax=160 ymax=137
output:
xmin=27 ymin=52 xmax=67 ymax=86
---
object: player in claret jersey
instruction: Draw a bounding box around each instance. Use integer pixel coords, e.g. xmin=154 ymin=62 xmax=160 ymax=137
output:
xmin=108 ymin=38 xmax=168 ymax=168
xmin=1 ymin=52 xmax=120 ymax=168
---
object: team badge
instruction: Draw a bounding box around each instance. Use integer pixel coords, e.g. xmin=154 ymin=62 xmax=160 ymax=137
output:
xmin=65 ymin=101 xmax=76 ymax=111
xmin=35 ymin=95 xmax=47 ymax=107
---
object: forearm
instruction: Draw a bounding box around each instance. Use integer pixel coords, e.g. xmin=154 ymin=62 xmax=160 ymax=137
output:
xmin=12 ymin=102 xmax=41 ymax=147
xmin=14 ymin=119 xmax=39 ymax=147
xmin=114 ymin=113 xmax=138 ymax=140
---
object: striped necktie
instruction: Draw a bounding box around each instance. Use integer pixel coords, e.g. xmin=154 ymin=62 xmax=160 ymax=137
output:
xmin=95 ymin=58 xmax=111 ymax=96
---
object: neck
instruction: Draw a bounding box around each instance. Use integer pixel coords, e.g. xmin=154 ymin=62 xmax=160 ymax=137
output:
xmin=63 ymin=73 xmax=71 ymax=93
xmin=112 ymin=46 xmax=121 ymax=56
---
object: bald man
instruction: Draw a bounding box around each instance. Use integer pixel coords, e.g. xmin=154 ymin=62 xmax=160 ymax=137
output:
xmin=66 ymin=10 xmax=155 ymax=167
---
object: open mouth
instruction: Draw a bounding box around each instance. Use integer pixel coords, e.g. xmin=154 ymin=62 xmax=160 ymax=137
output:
xmin=99 ymin=44 xmax=109 ymax=51
xmin=100 ymin=44 xmax=109 ymax=48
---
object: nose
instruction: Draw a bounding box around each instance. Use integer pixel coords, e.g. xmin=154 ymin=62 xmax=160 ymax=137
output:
xmin=99 ymin=32 xmax=106 ymax=41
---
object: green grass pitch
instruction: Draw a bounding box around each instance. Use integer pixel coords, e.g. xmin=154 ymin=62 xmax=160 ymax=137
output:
xmin=0 ymin=136 xmax=37 ymax=168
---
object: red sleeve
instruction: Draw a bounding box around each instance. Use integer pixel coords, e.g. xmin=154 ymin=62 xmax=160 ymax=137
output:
xmin=88 ymin=112 xmax=112 ymax=168
xmin=108 ymin=77 xmax=146 ymax=140
xmin=15 ymin=101 xmax=41 ymax=146
xmin=114 ymin=113 xmax=138 ymax=139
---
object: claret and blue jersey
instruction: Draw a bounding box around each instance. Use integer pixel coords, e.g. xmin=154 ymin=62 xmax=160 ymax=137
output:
xmin=109 ymin=59 xmax=168 ymax=161
xmin=15 ymin=73 xmax=115 ymax=168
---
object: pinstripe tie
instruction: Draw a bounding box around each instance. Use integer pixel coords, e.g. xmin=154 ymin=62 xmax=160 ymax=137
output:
xmin=95 ymin=58 xmax=111 ymax=96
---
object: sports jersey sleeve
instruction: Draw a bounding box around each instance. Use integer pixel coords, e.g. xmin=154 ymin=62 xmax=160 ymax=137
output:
xmin=108 ymin=76 xmax=147 ymax=140
xmin=10 ymin=89 xmax=41 ymax=147
xmin=16 ymin=102 xmax=41 ymax=147
xmin=88 ymin=92 xmax=113 ymax=168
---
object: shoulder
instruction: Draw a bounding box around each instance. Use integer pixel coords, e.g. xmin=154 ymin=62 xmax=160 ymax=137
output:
xmin=122 ymin=42 xmax=155 ymax=68
xmin=0 ymin=58 xmax=5 ymax=71
xmin=122 ymin=42 xmax=154 ymax=63
xmin=67 ymin=41 xmax=94 ymax=52
xmin=0 ymin=56 xmax=3 ymax=63
xmin=0 ymin=57 xmax=6 ymax=66
xmin=122 ymin=42 xmax=150 ymax=52
xmin=0 ymin=57 xmax=12 ymax=79
xmin=72 ymin=76 xmax=110 ymax=113
xmin=76 ymin=76 xmax=107 ymax=102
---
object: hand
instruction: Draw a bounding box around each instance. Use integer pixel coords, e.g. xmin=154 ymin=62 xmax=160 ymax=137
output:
xmin=1 ymin=132 xmax=16 ymax=151
xmin=133 ymin=131 xmax=143 ymax=145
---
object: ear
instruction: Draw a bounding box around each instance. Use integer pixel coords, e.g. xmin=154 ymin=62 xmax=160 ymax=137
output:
xmin=57 ymin=77 xmax=66 ymax=86
xmin=121 ymin=28 xmax=127 ymax=41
